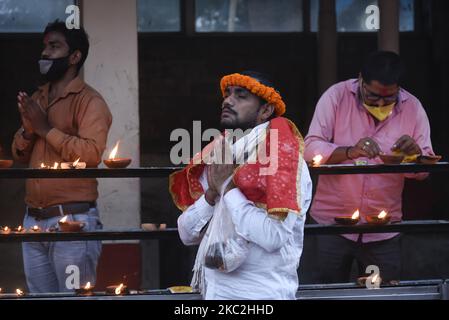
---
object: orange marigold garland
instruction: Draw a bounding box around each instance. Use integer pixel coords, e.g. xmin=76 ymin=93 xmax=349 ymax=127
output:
xmin=220 ymin=73 xmax=286 ymax=116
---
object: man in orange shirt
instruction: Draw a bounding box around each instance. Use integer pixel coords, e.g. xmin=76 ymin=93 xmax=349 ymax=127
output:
xmin=12 ymin=20 xmax=112 ymax=293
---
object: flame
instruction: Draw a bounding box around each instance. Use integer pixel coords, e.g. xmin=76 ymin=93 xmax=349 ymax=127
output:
xmin=115 ymin=283 xmax=124 ymax=295
xmin=17 ymin=226 xmax=23 ymax=232
xmin=16 ymin=289 xmax=24 ymax=296
xmin=40 ymin=163 xmax=46 ymax=168
xmin=371 ymin=273 xmax=379 ymax=284
xmin=378 ymin=210 xmax=388 ymax=219
xmin=59 ymin=216 xmax=68 ymax=223
xmin=32 ymin=225 xmax=39 ymax=231
xmin=52 ymin=162 xmax=59 ymax=169
xmin=85 ymin=282 xmax=91 ymax=289
xmin=351 ymin=210 xmax=360 ymax=220
xmin=312 ymin=154 xmax=323 ymax=166
xmin=3 ymin=226 xmax=9 ymax=232
xmin=109 ymin=141 xmax=120 ymax=159
xmin=72 ymin=158 xmax=80 ymax=167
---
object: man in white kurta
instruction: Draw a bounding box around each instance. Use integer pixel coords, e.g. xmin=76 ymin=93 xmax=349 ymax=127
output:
xmin=172 ymin=72 xmax=312 ymax=299
xmin=178 ymin=159 xmax=312 ymax=299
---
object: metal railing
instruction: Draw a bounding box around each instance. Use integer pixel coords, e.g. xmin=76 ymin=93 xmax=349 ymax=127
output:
xmin=1 ymin=280 xmax=447 ymax=300
xmin=2 ymin=219 xmax=449 ymax=242
xmin=0 ymin=162 xmax=448 ymax=178
xmin=1 ymin=163 xmax=448 ymax=300
xmin=0 ymin=163 xmax=448 ymax=242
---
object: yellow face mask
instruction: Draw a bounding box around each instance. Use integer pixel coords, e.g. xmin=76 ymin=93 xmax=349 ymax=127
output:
xmin=363 ymin=102 xmax=395 ymax=122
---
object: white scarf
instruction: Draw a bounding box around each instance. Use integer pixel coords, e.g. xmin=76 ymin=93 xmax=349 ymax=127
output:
xmin=190 ymin=122 xmax=269 ymax=295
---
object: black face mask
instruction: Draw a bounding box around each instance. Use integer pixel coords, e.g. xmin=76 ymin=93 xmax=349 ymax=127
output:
xmin=38 ymin=56 xmax=70 ymax=81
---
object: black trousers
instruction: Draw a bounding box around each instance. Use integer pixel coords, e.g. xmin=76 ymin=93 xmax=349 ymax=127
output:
xmin=310 ymin=233 xmax=402 ymax=284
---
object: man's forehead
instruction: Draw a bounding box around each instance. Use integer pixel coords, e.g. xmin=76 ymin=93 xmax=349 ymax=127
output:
xmin=367 ymin=80 xmax=398 ymax=95
xmin=43 ymin=31 xmax=66 ymax=45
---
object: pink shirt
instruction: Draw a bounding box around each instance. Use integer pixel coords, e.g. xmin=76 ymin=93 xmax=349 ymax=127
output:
xmin=304 ymin=79 xmax=434 ymax=243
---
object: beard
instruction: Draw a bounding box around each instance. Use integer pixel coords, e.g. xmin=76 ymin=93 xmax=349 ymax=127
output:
xmin=220 ymin=116 xmax=258 ymax=131
xmin=220 ymin=106 xmax=260 ymax=131
xmin=39 ymin=56 xmax=70 ymax=82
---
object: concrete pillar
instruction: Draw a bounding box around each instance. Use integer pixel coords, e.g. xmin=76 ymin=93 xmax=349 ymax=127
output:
xmin=228 ymin=0 xmax=238 ymax=32
xmin=318 ymin=0 xmax=337 ymax=94
xmin=81 ymin=0 xmax=140 ymax=229
xmin=378 ymin=0 xmax=400 ymax=53
xmin=183 ymin=0 xmax=195 ymax=36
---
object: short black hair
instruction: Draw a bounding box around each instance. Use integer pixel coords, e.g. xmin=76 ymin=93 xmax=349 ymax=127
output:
xmin=361 ymin=51 xmax=404 ymax=86
xmin=44 ymin=19 xmax=89 ymax=72
xmin=240 ymin=70 xmax=275 ymax=88
xmin=240 ymin=70 xmax=278 ymax=119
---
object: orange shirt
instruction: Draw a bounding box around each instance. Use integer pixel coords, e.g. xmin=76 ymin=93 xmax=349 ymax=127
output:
xmin=12 ymin=77 xmax=112 ymax=208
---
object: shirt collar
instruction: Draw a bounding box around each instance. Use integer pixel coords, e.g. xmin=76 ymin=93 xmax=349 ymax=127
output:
xmin=38 ymin=76 xmax=86 ymax=101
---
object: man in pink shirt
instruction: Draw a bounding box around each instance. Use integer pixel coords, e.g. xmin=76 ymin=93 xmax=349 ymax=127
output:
xmin=304 ymin=51 xmax=434 ymax=283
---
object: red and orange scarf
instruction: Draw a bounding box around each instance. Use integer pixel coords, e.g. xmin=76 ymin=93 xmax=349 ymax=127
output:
xmin=169 ymin=117 xmax=305 ymax=220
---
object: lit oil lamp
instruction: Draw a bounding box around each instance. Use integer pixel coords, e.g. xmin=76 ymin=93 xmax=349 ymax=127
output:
xmin=371 ymin=273 xmax=380 ymax=285
xmin=379 ymin=153 xmax=404 ymax=165
xmin=141 ymin=223 xmax=167 ymax=231
xmin=167 ymin=286 xmax=193 ymax=294
xmin=16 ymin=289 xmax=24 ymax=297
xmin=418 ymin=155 xmax=442 ymax=164
xmin=75 ymin=282 xmax=94 ymax=296
xmin=29 ymin=225 xmax=41 ymax=232
xmin=0 ymin=159 xmax=13 ymax=168
xmin=366 ymin=210 xmax=391 ymax=225
xmin=357 ymin=273 xmax=383 ymax=288
xmin=106 ymin=283 xmax=129 ymax=295
xmin=103 ymin=141 xmax=132 ymax=168
xmin=39 ymin=162 xmax=61 ymax=169
xmin=334 ymin=209 xmax=360 ymax=225
xmin=1 ymin=226 xmax=11 ymax=234
xmin=14 ymin=225 xmax=25 ymax=233
xmin=61 ymin=157 xmax=87 ymax=169
xmin=71 ymin=158 xmax=80 ymax=169
xmin=58 ymin=215 xmax=85 ymax=232
xmin=312 ymin=154 xmax=323 ymax=167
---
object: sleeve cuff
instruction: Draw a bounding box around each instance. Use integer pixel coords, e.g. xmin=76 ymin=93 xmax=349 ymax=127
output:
xmin=304 ymin=140 xmax=340 ymax=163
xmin=14 ymin=130 xmax=32 ymax=151
xmin=190 ymin=195 xmax=215 ymax=233
xmin=45 ymin=128 xmax=67 ymax=153
xmin=317 ymin=143 xmax=340 ymax=163
xmin=196 ymin=194 xmax=215 ymax=212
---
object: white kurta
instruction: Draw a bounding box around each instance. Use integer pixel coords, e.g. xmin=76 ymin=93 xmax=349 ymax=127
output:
xmin=177 ymin=160 xmax=313 ymax=300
